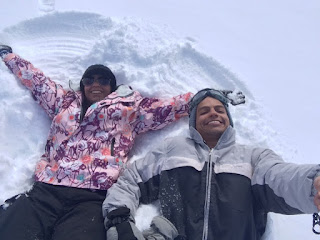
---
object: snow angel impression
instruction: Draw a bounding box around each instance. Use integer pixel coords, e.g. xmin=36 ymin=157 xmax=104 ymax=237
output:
xmin=0 ymin=45 xmax=192 ymax=240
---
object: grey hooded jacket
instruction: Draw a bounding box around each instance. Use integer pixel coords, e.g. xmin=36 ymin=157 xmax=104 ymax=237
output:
xmin=103 ymin=126 xmax=320 ymax=240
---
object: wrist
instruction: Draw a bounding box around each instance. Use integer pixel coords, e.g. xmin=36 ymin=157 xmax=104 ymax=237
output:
xmin=106 ymin=207 xmax=134 ymax=230
xmin=312 ymin=171 xmax=320 ymax=196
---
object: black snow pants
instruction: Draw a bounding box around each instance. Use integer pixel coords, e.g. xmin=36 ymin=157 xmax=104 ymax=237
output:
xmin=0 ymin=181 xmax=107 ymax=240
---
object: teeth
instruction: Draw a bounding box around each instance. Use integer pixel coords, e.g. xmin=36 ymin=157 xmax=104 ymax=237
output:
xmin=209 ymin=120 xmax=220 ymax=124
xmin=92 ymin=91 xmax=102 ymax=93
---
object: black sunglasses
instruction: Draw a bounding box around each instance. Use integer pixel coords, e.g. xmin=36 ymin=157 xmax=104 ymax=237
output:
xmin=82 ymin=77 xmax=111 ymax=86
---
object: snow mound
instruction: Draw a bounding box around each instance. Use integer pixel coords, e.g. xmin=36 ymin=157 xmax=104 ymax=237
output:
xmin=0 ymin=9 xmax=289 ymax=203
xmin=0 ymin=11 xmax=307 ymax=239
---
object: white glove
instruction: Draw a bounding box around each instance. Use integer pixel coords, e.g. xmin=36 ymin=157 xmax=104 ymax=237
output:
xmin=221 ymin=90 xmax=245 ymax=105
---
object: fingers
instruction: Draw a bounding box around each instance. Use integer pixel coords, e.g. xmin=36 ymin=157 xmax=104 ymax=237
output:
xmin=314 ymin=176 xmax=320 ymax=210
xmin=315 ymin=176 xmax=320 ymax=191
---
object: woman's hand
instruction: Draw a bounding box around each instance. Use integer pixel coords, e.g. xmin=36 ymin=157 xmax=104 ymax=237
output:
xmin=0 ymin=45 xmax=12 ymax=58
xmin=313 ymin=176 xmax=320 ymax=210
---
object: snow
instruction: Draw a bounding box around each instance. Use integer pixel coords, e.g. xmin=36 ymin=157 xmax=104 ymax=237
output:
xmin=0 ymin=6 xmax=318 ymax=240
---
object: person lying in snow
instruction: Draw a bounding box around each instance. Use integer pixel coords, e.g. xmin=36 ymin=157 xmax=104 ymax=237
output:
xmin=102 ymin=88 xmax=320 ymax=240
xmin=0 ymin=45 xmax=194 ymax=240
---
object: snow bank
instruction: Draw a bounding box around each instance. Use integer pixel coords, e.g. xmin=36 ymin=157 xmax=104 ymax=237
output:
xmin=0 ymin=11 xmax=315 ymax=239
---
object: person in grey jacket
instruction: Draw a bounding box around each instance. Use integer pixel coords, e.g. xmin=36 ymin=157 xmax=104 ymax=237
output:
xmin=102 ymin=88 xmax=320 ymax=240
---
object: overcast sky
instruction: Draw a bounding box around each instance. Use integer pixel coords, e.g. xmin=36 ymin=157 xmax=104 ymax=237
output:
xmin=1 ymin=0 xmax=319 ymax=164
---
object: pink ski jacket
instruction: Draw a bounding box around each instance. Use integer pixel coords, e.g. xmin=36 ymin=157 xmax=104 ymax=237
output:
xmin=4 ymin=53 xmax=193 ymax=190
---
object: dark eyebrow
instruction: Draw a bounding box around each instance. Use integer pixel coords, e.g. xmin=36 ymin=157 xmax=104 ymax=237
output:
xmin=197 ymin=105 xmax=225 ymax=113
xmin=215 ymin=105 xmax=225 ymax=110
xmin=215 ymin=105 xmax=226 ymax=112
xmin=199 ymin=104 xmax=224 ymax=109
xmin=197 ymin=106 xmax=210 ymax=112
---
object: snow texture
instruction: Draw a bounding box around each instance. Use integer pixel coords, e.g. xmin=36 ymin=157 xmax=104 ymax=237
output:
xmin=0 ymin=11 xmax=316 ymax=239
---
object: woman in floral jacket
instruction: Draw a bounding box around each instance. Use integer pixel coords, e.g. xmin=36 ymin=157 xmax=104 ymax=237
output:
xmin=0 ymin=45 xmax=193 ymax=240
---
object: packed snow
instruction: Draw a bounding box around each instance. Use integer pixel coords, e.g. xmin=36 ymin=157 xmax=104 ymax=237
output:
xmin=0 ymin=11 xmax=317 ymax=239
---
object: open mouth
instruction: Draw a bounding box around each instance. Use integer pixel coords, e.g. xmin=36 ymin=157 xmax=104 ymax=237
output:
xmin=91 ymin=90 xmax=102 ymax=94
xmin=207 ymin=120 xmax=222 ymax=126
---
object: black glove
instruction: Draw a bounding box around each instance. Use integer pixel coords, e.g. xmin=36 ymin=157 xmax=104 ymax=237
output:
xmin=0 ymin=45 xmax=12 ymax=58
xmin=221 ymin=90 xmax=245 ymax=105
xmin=106 ymin=207 xmax=145 ymax=240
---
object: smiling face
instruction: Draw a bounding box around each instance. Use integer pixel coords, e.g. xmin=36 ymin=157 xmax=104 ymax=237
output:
xmin=84 ymin=74 xmax=112 ymax=104
xmin=196 ymin=97 xmax=230 ymax=148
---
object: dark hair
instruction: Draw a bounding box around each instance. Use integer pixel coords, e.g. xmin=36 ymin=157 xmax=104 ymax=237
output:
xmin=79 ymin=64 xmax=117 ymax=121
xmin=80 ymin=64 xmax=117 ymax=94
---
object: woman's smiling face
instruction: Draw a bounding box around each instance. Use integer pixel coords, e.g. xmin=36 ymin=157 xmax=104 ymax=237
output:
xmin=83 ymin=74 xmax=112 ymax=104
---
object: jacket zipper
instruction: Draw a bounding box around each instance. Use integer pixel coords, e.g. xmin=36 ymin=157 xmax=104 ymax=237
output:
xmin=111 ymin=138 xmax=115 ymax=156
xmin=202 ymin=149 xmax=214 ymax=240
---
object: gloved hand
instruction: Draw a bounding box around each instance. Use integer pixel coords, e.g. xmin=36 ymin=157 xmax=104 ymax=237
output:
xmin=0 ymin=45 xmax=12 ymax=58
xmin=142 ymin=216 xmax=178 ymax=240
xmin=221 ymin=90 xmax=245 ymax=105
xmin=107 ymin=221 xmax=145 ymax=240
xmin=105 ymin=207 xmax=145 ymax=240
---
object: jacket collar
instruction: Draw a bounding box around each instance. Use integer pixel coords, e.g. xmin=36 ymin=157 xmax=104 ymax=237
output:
xmin=189 ymin=126 xmax=236 ymax=150
xmin=76 ymin=85 xmax=135 ymax=122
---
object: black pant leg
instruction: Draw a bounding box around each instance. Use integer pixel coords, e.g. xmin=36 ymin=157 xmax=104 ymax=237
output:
xmin=0 ymin=182 xmax=62 ymax=240
xmin=0 ymin=193 xmax=44 ymax=240
xmin=52 ymin=189 xmax=107 ymax=240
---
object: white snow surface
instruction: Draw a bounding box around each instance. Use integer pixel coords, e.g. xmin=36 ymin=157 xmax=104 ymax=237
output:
xmin=0 ymin=11 xmax=317 ymax=239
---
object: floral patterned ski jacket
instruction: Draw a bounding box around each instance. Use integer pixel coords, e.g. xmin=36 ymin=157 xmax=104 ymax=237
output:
xmin=4 ymin=53 xmax=193 ymax=190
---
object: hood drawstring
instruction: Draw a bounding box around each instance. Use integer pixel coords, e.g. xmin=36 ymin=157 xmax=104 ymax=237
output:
xmin=69 ymin=79 xmax=86 ymax=122
xmin=202 ymin=150 xmax=214 ymax=240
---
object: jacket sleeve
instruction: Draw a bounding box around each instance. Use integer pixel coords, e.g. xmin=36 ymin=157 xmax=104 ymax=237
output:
xmin=102 ymin=165 xmax=142 ymax=221
xmin=3 ymin=53 xmax=68 ymax=119
xmin=102 ymin=141 xmax=166 ymax=223
xmin=251 ymin=148 xmax=320 ymax=214
xmin=132 ymin=92 xmax=193 ymax=134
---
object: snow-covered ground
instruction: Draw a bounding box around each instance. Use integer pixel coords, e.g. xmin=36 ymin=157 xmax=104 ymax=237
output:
xmin=0 ymin=4 xmax=318 ymax=240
